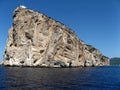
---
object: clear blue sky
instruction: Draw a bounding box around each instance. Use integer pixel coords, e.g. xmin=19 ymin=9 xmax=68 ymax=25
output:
xmin=0 ymin=0 xmax=120 ymax=61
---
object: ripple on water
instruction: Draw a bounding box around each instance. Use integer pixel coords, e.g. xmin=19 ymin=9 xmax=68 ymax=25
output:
xmin=0 ymin=66 xmax=120 ymax=90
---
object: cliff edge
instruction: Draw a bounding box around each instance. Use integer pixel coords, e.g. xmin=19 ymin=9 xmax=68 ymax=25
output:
xmin=3 ymin=6 xmax=109 ymax=67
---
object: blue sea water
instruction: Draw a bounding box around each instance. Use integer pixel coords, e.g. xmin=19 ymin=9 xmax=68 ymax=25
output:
xmin=0 ymin=66 xmax=120 ymax=90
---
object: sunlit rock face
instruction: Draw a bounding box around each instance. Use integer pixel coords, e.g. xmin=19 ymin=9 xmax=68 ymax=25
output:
xmin=3 ymin=6 xmax=109 ymax=67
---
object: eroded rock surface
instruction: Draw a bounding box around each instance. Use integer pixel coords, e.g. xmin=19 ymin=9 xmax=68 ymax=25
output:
xmin=3 ymin=6 xmax=109 ymax=67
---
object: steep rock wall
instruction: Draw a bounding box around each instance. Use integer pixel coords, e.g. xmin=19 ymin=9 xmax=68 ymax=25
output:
xmin=3 ymin=6 xmax=109 ymax=67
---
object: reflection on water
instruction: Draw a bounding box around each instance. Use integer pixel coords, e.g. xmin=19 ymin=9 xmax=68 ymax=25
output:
xmin=0 ymin=66 xmax=120 ymax=90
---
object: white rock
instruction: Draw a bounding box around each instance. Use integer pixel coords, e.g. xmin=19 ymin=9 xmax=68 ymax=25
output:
xmin=3 ymin=7 xmax=110 ymax=67
xmin=20 ymin=5 xmax=27 ymax=8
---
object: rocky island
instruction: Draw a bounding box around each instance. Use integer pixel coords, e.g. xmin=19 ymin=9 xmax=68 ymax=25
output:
xmin=3 ymin=6 xmax=109 ymax=67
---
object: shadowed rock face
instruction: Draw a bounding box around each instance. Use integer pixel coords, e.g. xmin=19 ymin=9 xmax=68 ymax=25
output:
xmin=3 ymin=6 xmax=109 ymax=67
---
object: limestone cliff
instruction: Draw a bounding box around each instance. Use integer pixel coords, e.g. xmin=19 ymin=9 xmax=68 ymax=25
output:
xmin=3 ymin=6 xmax=109 ymax=67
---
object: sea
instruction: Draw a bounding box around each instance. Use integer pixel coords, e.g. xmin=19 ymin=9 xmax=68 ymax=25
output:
xmin=0 ymin=66 xmax=120 ymax=90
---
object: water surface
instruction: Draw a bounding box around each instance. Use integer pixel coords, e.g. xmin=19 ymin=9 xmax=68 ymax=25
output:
xmin=0 ymin=66 xmax=120 ymax=90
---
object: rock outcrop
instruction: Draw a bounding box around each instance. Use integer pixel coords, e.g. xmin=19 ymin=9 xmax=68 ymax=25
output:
xmin=0 ymin=61 xmax=3 ymax=66
xmin=3 ymin=6 xmax=109 ymax=67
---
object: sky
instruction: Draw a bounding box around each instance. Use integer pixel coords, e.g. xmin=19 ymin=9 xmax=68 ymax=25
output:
xmin=0 ymin=0 xmax=120 ymax=61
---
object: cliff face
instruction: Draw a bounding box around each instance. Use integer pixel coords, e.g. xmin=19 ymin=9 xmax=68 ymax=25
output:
xmin=3 ymin=6 xmax=109 ymax=67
